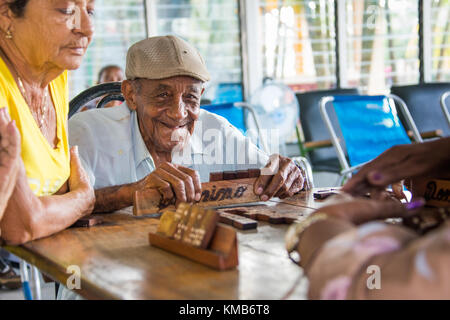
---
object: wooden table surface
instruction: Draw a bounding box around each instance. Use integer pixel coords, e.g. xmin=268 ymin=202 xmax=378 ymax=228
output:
xmin=4 ymin=190 xmax=327 ymax=300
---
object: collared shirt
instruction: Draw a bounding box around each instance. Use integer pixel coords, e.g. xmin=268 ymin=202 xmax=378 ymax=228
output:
xmin=68 ymin=103 xmax=269 ymax=189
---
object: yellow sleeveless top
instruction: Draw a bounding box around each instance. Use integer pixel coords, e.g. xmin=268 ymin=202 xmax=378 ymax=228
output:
xmin=0 ymin=57 xmax=70 ymax=196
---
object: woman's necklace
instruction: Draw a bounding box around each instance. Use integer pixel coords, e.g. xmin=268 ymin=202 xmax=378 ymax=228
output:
xmin=17 ymin=76 xmax=48 ymax=129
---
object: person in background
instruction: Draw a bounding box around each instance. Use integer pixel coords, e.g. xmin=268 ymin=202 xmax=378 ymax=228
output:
xmin=0 ymin=0 xmax=95 ymax=246
xmin=0 ymin=108 xmax=20 ymax=289
xmin=79 ymin=64 xmax=124 ymax=112
xmin=286 ymin=137 xmax=450 ymax=299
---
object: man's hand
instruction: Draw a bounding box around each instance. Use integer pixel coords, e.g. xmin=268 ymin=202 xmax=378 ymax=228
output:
xmin=0 ymin=107 xmax=21 ymax=220
xmin=254 ymin=154 xmax=308 ymax=201
xmin=342 ymin=138 xmax=450 ymax=197
xmin=139 ymin=162 xmax=201 ymax=206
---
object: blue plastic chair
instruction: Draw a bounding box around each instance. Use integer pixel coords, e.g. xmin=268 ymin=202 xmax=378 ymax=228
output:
xmin=201 ymin=103 xmax=246 ymax=134
xmin=319 ymin=95 xmax=423 ymax=182
xmin=201 ymin=102 xmax=269 ymax=154
xmin=210 ymin=83 xmax=243 ymax=104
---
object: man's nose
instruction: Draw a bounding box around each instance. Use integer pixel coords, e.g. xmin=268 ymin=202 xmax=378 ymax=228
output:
xmin=167 ymin=96 xmax=188 ymax=121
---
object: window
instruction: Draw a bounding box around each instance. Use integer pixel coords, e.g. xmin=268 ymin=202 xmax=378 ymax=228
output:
xmin=151 ymin=0 xmax=243 ymax=104
xmin=344 ymin=0 xmax=420 ymax=93
xmin=431 ymin=0 xmax=450 ymax=81
xmin=258 ymin=0 xmax=337 ymax=91
xmin=68 ymin=0 xmax=147 ymax=99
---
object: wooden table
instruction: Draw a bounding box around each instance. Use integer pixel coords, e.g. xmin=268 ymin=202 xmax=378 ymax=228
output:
xmin=3 ymin=190 xmax=327 ymax=300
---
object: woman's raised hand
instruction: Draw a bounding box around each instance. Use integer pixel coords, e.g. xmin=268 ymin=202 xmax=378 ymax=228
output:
xmin=0 ymin=107 xmax=21 ymax=219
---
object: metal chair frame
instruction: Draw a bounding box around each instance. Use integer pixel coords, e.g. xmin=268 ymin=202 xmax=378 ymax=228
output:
xmin=69 ymin=82 xmax=124 ymax=118
xmin=441 ymin=91 xmax=450 ymax=127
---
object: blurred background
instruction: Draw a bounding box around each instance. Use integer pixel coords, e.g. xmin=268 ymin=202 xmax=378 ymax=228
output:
xmin=67 ymin=0 xmax=450 ymax=187
xmin=68 ymin=0 xmax=449 ymax=100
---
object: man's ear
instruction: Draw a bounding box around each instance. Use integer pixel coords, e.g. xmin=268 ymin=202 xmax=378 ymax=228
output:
xmin=122 ymin=80 xmax=137 ymax=111
xmin=0 ymin=1 xmax=14 ymax=34
xmin=201 ymin=87 xmax=205 ymax=96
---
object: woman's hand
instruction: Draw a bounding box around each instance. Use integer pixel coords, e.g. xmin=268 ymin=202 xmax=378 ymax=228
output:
xmin=68 ymin=146 xmax=95 ymax=214
xmin=342 ymin=138 xmax=450 ymax=198
xmin=139 ymin=162 xmax=202 ymax=207
xmin=0 ymin=108 xmax=21 ymax=220
xmin=312 ymin=193 xmax=419 ymax=225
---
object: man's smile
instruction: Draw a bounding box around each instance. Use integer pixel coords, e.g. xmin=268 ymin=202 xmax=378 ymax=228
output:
xmin=157 ymin=120 xmax=190 ymax=130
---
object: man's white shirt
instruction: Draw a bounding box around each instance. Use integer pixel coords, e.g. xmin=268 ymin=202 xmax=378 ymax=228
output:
xmin=68 ymin=103 xmax=269 ymax=189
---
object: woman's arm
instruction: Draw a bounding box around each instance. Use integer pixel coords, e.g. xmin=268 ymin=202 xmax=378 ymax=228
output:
xmin=287 ymin=196 xmax=450 ymax=299
xmin=347 ymin=223 xmax=450 ymax=299
xmin=289 ymin=195 xmax=416 ymax=270
xmin=0 ymin=108 xmax=21 ymax=222
xmin=0 ymin=146 xmax=95 ymax=245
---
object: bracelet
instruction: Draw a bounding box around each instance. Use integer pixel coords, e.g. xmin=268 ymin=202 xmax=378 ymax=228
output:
xmin=285 ymin=213 xmax=329 ymax=264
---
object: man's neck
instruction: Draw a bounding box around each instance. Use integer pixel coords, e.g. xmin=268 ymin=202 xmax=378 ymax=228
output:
xmin=148 ymin=148 xmax=172 ymax=168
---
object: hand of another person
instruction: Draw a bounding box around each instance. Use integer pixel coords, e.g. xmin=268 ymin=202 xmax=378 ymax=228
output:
xmin=139 ymin=162 xmax=201 ymax=207
xmin=311 ymin=193 xmax=420 ymax=225
xmin=0 ymin=108 xmax=21 ymax=220
xmin=342 ymin=139 xmax=450 ymax=198
xmin=68 ymin=146 xmax=95 ymax=214
xmin=254 ymin=154 xmax=308 ymax=201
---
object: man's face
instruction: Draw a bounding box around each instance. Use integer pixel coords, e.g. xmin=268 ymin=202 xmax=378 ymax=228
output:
xmin=128 ymin=76 xmax=204 ymax=153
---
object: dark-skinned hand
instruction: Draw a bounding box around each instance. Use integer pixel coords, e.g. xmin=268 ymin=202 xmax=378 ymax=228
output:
xmin=254 ymin=154 xmax=309 ymax=201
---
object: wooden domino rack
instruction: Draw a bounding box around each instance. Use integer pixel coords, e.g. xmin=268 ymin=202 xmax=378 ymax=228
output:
xmin=148 ymin=203 xmax=238 ymax=270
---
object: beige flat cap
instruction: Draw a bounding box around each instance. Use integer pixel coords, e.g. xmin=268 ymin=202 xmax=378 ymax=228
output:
xmin=126 ymin=35 xmax=210 ymax=82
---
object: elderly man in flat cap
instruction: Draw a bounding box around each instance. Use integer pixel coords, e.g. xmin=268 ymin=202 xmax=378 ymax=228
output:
xmin=69 ymin=36 xmax=310 ymax=213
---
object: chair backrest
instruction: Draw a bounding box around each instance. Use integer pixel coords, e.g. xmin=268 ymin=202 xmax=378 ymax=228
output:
xmin=391 ymin=83 xmax=450 ymax=137
xmin=201 ymin=102 xmax=269 ymax=154
xmin=295 ymin=88 xmax=359 ymax=172
xmin=441 ymin=91 xmax=450 ymax=127
xmin=69 ymin=82 xmax=124 ymax=119
xmin=201 ymin=103 xmax=246 ymax=134
xmin=210 ymin=83 xmax=243 ymax=104
xmin=320 ymin=95 xmax=421 ymax=171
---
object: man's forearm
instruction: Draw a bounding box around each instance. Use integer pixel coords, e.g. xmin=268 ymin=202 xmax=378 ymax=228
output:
xmin=93 ymin=182 xmax=139 ymax=213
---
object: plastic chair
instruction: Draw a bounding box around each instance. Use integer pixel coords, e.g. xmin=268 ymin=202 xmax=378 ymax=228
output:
xmin=201 ymin=102 xmax=269 ymax=154
xmin=391 ymin=83 xmax=450 ymax=137
xmin=295 ymin=88 xmax=360 ymax=174
xmin=69 ymin=82 xmax=124 ymax=119
xmin=319 ymin=95 xmax=423 ymax=183
xmin=441 ymin=91 xmax=450 ymax=127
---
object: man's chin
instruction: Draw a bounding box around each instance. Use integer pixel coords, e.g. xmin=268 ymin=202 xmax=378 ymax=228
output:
xmin=157 ymin=140 xmax=186 ymax=154
xmin=169 ymin=126 xmax=191 ymax=142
